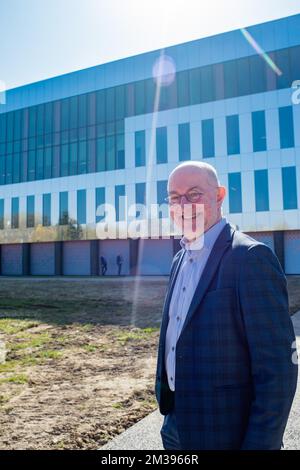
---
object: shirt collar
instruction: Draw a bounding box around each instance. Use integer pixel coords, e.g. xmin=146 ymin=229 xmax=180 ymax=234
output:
xmin=179 ymin=217 xmax=227 ymax=253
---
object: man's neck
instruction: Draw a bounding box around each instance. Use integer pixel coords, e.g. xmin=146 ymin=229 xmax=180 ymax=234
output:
xmin=184 ymin=216 xmax=223 ymax=243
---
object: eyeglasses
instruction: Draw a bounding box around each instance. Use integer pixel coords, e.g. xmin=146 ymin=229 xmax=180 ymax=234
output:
xmin=164 ymin=190 xmax=205 ymax=206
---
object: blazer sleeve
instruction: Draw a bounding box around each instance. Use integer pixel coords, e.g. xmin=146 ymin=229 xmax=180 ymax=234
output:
xmin=238 ymin=243 xmax=298 ymax=450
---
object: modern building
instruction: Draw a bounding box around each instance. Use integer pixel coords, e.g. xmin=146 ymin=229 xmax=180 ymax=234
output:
xmin=0 ymin=13 xmax=300 ymax=276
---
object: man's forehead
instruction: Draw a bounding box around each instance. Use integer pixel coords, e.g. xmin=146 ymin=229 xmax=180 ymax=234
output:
xmin=168 ymin=169 xmax=209 ymax=189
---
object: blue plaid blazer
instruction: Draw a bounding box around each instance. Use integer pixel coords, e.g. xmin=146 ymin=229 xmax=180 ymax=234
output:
xmin=155 ymin=222 xmax=298 ymax=450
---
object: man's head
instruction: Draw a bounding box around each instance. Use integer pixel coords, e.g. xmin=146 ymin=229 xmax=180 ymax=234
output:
xmin=167 ymin=161 xmax=226 ymax=241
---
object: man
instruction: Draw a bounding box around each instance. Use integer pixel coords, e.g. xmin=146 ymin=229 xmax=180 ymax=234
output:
xmin=155 ymin=161 xmax=298 ymax=450
xmin=116 ymin=254 xmax=123 ymax=276
xmin=100 ymin=255 xmax=107 ymax=276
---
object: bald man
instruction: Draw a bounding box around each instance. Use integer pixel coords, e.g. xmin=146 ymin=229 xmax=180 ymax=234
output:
xmin=155 ymin=161 xmax=298 ymax=450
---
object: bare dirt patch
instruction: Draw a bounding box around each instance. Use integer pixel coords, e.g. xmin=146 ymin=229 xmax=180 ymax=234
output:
xmin=0 ymin=277 xmax=168 ymax=449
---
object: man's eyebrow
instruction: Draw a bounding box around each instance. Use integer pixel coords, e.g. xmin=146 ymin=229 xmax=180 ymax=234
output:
xmin=168 ymin=186 xmax=204 ymax=194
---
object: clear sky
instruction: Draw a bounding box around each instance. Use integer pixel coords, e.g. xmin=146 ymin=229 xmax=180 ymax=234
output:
xmin=1 ymin=0 xmax=300 ymax=90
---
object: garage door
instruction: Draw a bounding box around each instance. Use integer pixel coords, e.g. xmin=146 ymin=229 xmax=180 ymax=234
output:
xmin=31 ymin=243 xmax=55 ymax=275
xmin=63 ymin=240 xmax=91 ymax=275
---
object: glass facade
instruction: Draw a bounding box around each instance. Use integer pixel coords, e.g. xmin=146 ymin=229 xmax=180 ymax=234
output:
xmin=228 ymin=172 xmax=242 ymax=213
xmin=202 ymin=119 xmax=215 ymax=158
xmin=254 ymin=169 xmax=269 ymax=212
xmin=282 ymin=166 xmax=298 ymax=210
xmin=1 ymin=44 xmax=298 ymax=185
xmin=252 ymin=110 xmax=266 ymax=152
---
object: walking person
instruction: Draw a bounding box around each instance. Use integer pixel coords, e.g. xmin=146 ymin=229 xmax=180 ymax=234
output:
xmin=116 ymin=254 xmax=123 ymax=276
xmin=100 ymin=255 xmax=107 ymax=276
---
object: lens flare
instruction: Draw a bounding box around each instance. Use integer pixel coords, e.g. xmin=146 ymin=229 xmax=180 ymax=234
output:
xmin=240 ymin=28 xmax=282 ymax=76
xmin=152 ymin=54 xmax=176 ymax=86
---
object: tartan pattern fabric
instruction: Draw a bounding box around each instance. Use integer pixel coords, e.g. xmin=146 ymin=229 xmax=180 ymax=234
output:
xmin=155 ymin=222 xmax=298 ymax=450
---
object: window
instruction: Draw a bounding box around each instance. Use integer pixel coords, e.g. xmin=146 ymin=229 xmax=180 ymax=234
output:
xmin=26 ymin=195 xmax=35 ymax=228
xmin=105 ymin=88 xmax=115 ymax=122
xmin=226 ymin=115 xmax=240 ymax=155
xmin=96 ymin=138 xmax=105 ymax=172
xmin=96 ymin=89 xmax=105 ymax=123
xmin=115 ymin=185 xmax=125 ymax=222
xmin=275 ymin=48 xmax=291 ymax=89
xmin=78 ymin=141 xmax=87 ymax=174
xmin=135 ymin=130 xmax=145 ymax=167
xmin=282 ymin=166 xmax=298 ymax=210
xmin=237 ymin=57 xmax=250 ymax=96
xmin=78 ymin=94 xmax=87 ymax=128
xmin=177 ymin=70 xmax=189 ymax=107
xmin=43 ymin=193 xmax=51 ymax=226
xmin=13 ymin=152 xmax=20 ymax=183
xmin=60 ymin=144 xmax=69 ymax=176
xmin=189 ymin=68 xmax=201 ymax=105
xmin=77 ymin=189 xmax=86 ymax=224
xmin=135 ymin=182 xmax=146 ymax=218
xmin=69 ymin=142 xmax=78 ymax=175
xmin=95 ymin=187 xmax=105 ymax=223
xmin=157 ymin=180 xmax=168 ymax=219
xmin=224 ymin=60 xmax=238 ymax=98
xmin=156 ymin=127 xmax=168 ymax=164
xmin=37 ymin=104 xmax=44 ymax=136
xmin=176 ymin=70 xmax=190 ymax=106
xmin=36 ymin=148 xmax=44 ymax=180
xmin=0 ymin=155 xmax=5 ymax=185
xmin=0 ymin=198 xmax=4 ymax=229
xmin=252 ymin=110 xmax=266 ymax=152
xmin=228 ymin=173 xmax=242 ymax=213
xmin=28 ymin=149 xmax=36 ymax=181
xmin=254 ymin=169 xmax=269 ymax=212
xmin=279 ymin=106 xmax=294 ymax=149
xmin=6 ymin=153 xmax=12 ymax=184
xmin=106 ymin=135 xmax=115 ymax=171
xmin=44 ymin=147 xmax=52 ymax=179
xmin=61 ymin=99 xmax=69 ymax=131
xmin=11 ymin=197 xmax=19 ymax=229
xmin=178 ymin=123 xmax=190 ymax=161
xmin=115 ymin=85 xmax=126 ymax=120
xmin=59 ymin=191 xmax=68 ymax=225
xmin=200 ymin=65 xmax=214 ymax=102
xmin=134 ymin=81 xmax=145 ymax=115
xmin=135 ymin=182 xmax=146 ymax=205
xmin=202 ymin=119 xmax=215 ymax=158
xmin=116 ymin=133 xmax=125 ymax=169
xmin=249 ymin=55 xmax=266 ymax=94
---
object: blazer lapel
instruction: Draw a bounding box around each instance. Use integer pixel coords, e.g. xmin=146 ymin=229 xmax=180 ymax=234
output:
xmin=179 ymin=222 xmax=235 ymax=338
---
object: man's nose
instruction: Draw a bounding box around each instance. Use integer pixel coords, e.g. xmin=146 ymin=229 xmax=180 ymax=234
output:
xmin=180 ymin=195 xmax=189 ymax=207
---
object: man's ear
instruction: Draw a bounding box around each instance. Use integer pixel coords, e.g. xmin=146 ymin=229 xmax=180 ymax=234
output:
xmin=217 ymin=186 xmax=226 ymax=206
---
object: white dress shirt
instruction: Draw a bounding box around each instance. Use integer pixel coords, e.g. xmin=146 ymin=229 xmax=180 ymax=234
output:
xmin=164 ymin=216 xmax=228 ymax=391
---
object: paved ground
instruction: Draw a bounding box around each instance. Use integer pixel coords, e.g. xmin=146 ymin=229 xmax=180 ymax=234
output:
xmin=100 ymin=311 xmax=300 ymax=450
